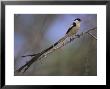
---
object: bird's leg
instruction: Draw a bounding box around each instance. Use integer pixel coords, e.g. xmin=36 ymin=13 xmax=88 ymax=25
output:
xmin=70 ymin=37 xmax=73 ymax=42
xmin=70 ymin=38 xmax=72 ymax=42
xmin=75 ymin=34 xmax=80 ymax=38
xmin=70 ymin=35 xmax=75 ymax=42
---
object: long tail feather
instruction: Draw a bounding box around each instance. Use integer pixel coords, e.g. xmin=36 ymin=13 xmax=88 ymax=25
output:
xmin=16 ymin=35 xmax=68 ymax=73
xmin=16 ymin=53 xmax=42 ymax=72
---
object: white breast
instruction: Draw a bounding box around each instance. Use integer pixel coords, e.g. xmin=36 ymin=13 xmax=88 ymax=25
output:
xmin=75 ymin=20 xmax=80 ymax=28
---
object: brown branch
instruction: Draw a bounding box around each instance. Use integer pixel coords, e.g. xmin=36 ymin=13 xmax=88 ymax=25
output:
xmin=87 ymin=31 xmax=97 ymax=40
xmin=16 ymin=27 xmax=97 ymax=73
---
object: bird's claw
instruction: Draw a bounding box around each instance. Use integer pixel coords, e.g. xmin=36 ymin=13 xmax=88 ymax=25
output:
xmin=70 ymin=38 xmax=72 ymax=42
xmin=75 ymin=34 xmax=80 ymax=38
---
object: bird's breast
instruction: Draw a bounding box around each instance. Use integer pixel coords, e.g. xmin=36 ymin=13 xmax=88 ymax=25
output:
xmin=67 ymin=26 xmax=79 ymax=37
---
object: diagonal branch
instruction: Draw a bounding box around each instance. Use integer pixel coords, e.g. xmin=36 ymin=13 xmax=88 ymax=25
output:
xmin=16 ymin=27 xmax=97 ymax=73
xmin=86 ymin=31 xmax=97 ymax=40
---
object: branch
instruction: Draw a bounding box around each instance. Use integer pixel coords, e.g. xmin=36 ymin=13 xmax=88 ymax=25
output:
xmin=86 ymin=31 xmax=97 ymax=40
xmin=16 ymin=27 xmax=97 ymax=73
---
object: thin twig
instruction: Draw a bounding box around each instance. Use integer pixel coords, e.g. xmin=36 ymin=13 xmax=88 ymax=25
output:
xmin=86 ymin=32 xmax=97 ymax=40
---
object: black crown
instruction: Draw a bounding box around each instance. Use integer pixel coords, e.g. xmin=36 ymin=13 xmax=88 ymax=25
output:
xmin=74 ymin=18 xmax=81 ymax=21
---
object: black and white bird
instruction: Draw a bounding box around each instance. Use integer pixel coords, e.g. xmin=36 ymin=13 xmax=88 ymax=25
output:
xmin=17 ymin=18 xmax=82 ymax=72
xmin=56 ymin=18 xmax=81 ymax=45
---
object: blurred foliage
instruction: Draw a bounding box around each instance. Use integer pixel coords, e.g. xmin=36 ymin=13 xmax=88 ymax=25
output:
xmin=14 ymin=14 xmax=97 ymax=76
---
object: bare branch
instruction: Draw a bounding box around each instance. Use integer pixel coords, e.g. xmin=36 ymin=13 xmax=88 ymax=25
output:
xmin=87 ymin=31 xmax=97 ymax=40
xmin=16 ymin=27 xmax=97 ymax=73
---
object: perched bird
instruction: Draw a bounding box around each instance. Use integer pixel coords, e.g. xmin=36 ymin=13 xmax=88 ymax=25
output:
xmin=56 ymin=18 xmax=81 ymax=45
xmin=66 ymin=18 xmax=81 ymax=37
xmin=17 ymin=18 xmax=81 ymax=72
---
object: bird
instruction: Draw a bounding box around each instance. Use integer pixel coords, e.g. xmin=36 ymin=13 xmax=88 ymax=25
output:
xmin=17 ymin=18 xmax=82 ymax=72
xmin=56 ymin=18 xmax=81 ymax=45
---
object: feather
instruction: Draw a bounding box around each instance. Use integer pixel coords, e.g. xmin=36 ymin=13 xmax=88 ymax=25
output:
xmin=66 ymin=22 xmax=76 ymax=34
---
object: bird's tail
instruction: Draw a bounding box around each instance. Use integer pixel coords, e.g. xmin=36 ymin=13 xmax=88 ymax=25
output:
xmin=16 ymin=53 xmax=42 ymax=73
xmin=16 ymin=35 xmax=68 ymax=73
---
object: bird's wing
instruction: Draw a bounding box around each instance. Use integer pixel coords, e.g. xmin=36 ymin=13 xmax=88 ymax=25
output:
xmin=66 ymin=22 xmax=76 ymax=34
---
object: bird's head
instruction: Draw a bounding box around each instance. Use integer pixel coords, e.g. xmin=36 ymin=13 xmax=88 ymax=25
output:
xmin=74 ymin=18 xmax=81 ymax=22
xmin=73 ymin=18 xmax=81 ymax=25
